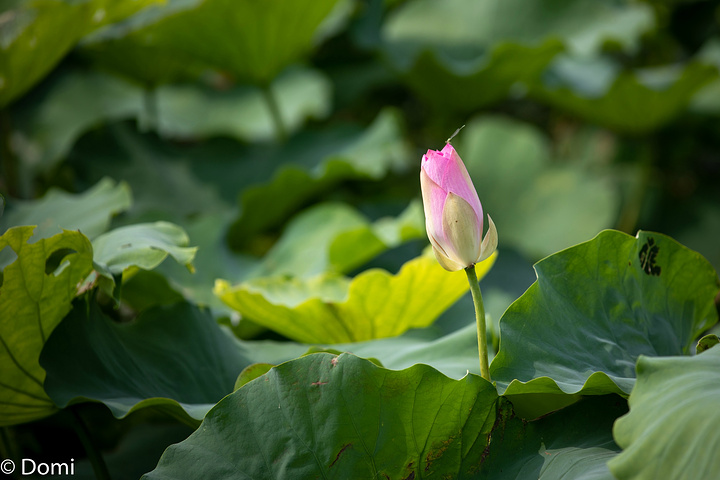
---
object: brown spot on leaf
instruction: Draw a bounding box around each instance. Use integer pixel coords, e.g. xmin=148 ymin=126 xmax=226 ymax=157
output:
xmin=425 ymin=436 xmax=456 ymax=472
xmin=329 ymin=443 xmax=352 ymax=468
xmin=311 ymin=381 xmax=328 ymax=386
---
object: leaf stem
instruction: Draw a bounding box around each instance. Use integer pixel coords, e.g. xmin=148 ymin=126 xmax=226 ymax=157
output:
xmin=69 ymin=406 xmax=112 ymax=480
xmin=0 ymin=109 xmax=22 ymax=198
xmin=140 ymin=88 xmax=158 ymax=133
xmin=0 ymin=427 xmax=19 ymax=469
xmin=465 ymin=265 xmax=490 ymax=382
xmin=261 ymin=83 xmax=286 ymax=142
xmin=617 ymin=140 xmax=653 ymax=233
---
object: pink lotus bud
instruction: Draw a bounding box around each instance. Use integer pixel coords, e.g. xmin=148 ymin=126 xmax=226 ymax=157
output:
xmin=420 ymin=143 xmax=497 ymax=271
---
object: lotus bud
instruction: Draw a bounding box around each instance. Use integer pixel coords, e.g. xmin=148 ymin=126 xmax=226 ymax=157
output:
xmin=420 ymin=143 xmax=497 ymax=271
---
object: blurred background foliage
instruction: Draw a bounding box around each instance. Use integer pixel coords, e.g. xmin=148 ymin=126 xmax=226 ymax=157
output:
xmin=1 ymin=0 xmax=719 ymax=477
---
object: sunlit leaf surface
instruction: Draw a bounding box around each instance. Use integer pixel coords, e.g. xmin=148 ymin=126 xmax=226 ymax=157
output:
xmin=0 ymin=227 xmax=93 ymax=425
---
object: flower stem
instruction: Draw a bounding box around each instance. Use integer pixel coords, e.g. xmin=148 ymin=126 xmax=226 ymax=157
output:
xmin=465 ymin=265 xmax=490 ymax=382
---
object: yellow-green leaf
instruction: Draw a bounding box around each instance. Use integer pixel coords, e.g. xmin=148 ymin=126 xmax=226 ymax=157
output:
xmin=214 ymin=252 xmax=496 ymax=344
xmin=0 ymin=227 xmax=93 ymax=425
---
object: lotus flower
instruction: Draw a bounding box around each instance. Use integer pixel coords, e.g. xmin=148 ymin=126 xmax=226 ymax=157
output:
xmin=420 ymin=143 xmax=497 ymax=271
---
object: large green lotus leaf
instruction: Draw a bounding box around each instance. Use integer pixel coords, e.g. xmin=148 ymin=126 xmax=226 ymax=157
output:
xmin=0 ymin=0 xmax=160 ymax=107
xmin=143 ymin=353 xmax=502 ymax=479
xmin=215 ymin=252 xmax=494 ymax=344
xmin=384 ymin=0 xmax=652 ymax=62
xmin=457 ymin=116 xmax=617 ymax=259
xmin=143 ymin=354 xmax=628 ymax=479
xmin=67 ymin=109 xmax=407 ymax=237
xmin=228 ymin=108 xmax=410 ymax=245
xmin=10 ymin=67 xmax=331 ymax=173
xmin=9 ymin=70 xmax=143 ymax=171
xmin=490 ymin=230 xmax=720 ymax=411
xmin=155 ymin=67 xmax=331 ymax=141
xmin=394 ymin=41 xmax=564 ymax=113
xmin=41 ymin=302 xmax=295 ymax=425
xmin=0 ymin=227 xmax=93 ymax=425
xmin=608 ymin=347 xmax=720 ymax=480
xmin=0 ymin=177 xmax=131 ymax=244
xmin=92 ymin=221 xmax=197 ymax=276
xmin=381 ymin=0 xmax=653 ymax=111
xmin=79 ymin=0 xmax=342 ymax=85
xmin=532 ymin=56 xmax=718 ymax=133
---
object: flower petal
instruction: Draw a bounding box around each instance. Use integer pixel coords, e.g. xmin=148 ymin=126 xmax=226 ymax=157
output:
xmin=432 ymin=245 xmax=463 ymax=272
xmin=442 ymin=192 xmax=482 ymax=268
xmin=422 ymin=144 xmax=483 ymax=238
xmin=477 ymin=214 xmax=498 ymax=263
xmin=420 ymin=166 xmax=448 ymax=248
xmin=443 ymin=144 xmax=483 ymax=224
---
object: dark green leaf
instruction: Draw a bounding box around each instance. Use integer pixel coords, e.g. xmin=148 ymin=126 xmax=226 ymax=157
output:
xmin=228 ymin=108 xmax=410 ymax=244
xmin=491 ymin=230 xmax=719 ymax=417
xmin=41 ymin=302 xmax=296 ymax=425
xmin=0 ymin=177 xmax=131 ymax=243
xmin=484 ymin=395 xmax=625 ymax=479
xmin=143 ymin=354 xmax=628 ymax=479
xmin=72 ymin=422 xmax=194 ymax=480
xmin=381 ymin=0 xmax=653 ymax=111
xmin=79 ymin=0 xmax=342 ymax=85
xmin=0 ymin=0 xmax=159 ymax=106
xmin=68 ymin=123 xmax=229 ymax=222
xmin=609 ymin=347 xmax=720 ymax=479
xmin=9 ymin=71 xmax=144 ymax=171
xmin=155 ymin=67 xmax=332 ymax=141
xmin=532 ymin=57 xmax=718 ymax=133
xmin=10 ymin=66 xmax=331 ymax=172
xmin=143 ymin=353 xmax=501 ymax=479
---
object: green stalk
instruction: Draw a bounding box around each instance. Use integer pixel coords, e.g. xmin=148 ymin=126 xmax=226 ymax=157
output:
xmin=140 ymin=88 xmax=158 ymax=133
xmin=465 ymin=265 xmax=490 ymax=382
xmin=69 ymin=407 xmax=112 ymax=480
xmin=261 ymin=83 xmax=286 ymax=142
